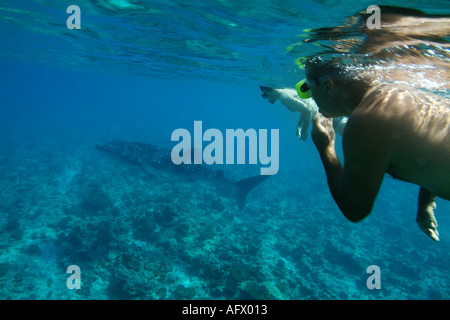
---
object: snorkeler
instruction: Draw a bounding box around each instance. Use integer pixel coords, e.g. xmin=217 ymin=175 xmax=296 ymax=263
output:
xmin=260 ymin=86 xmax=347 ymax=140
xmin=299 ymin=56 xmax=450 ymax=242
xmin=260 ymin=86 xmax=318 ymax=141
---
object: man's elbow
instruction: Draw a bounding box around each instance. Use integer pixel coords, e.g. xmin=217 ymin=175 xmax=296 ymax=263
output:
xmin=341 ymin=205 xmax=372 ymax=223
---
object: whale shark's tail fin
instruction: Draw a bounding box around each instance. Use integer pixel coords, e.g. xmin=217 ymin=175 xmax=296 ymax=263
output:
xmin=234 ymin=174 xmax=271 ymax=212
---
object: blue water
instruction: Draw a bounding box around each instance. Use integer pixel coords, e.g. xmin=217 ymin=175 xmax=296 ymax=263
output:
xmin=1 ymin=0 xmax=450 ymax=300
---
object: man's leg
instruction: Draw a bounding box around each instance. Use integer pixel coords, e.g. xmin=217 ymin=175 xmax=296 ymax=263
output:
xmin=297 ymin=114 xmax=304 ymax=140
xmin=416 ymin=187 xmax=439 ymax=242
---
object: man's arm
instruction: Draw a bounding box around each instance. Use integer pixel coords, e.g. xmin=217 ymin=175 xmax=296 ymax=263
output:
xmin=312 ymin=113 xmax=391 ymax=222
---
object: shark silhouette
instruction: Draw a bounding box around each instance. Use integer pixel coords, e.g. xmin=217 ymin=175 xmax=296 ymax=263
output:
xmin=96 ymin=141 xmax=270 ymax=212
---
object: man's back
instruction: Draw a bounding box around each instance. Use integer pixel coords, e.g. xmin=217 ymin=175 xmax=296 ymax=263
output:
xmin=346 ymin=83 xmax=450 ymax=200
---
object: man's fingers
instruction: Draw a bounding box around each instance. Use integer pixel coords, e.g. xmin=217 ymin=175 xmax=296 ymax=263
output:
xmin=321 ymin=118 xmax=331 ymax=128
xmin=313 ymin=113 xmax=327 ymax=130
xmin=313 ymin=113 xmax=332 ymax=129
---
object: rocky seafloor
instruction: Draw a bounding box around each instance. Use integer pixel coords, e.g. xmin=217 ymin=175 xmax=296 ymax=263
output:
xmin=1 ymin=134 xmax=450 ymax=300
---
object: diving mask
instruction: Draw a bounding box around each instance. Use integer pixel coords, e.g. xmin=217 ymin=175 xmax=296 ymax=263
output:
xmin=295 ymin=79 xmax=312 ymax=99
xmin=295 ymin=75 xmax=330 ymax=99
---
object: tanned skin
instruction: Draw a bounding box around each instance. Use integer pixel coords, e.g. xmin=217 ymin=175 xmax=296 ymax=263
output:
xmin=309 ymin=74 xmax=450 ymax=241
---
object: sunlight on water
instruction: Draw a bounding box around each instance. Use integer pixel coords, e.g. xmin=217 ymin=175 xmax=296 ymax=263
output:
xmin=287 ymin=5 xmax=450 ymax=96
xmin=2 ymin=0 xmax=449 ymax=87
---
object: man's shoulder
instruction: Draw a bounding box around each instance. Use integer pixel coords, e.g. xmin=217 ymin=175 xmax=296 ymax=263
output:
xmin=347 ymin=82 xmax=450 ymax=143
xmin=364 ymin=83 xmax=449 ymax=107
xmin=357 ymin=83 xmax=417 ymax=117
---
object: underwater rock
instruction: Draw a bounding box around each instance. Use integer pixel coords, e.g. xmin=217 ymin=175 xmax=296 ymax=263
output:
xmin=409 ymin=284 xmax=422 ymax=295
xmin=147 ymin=255 xmax=158 ymax=264
xmin=116 ymin=272 xmax=129 ymax=281
xmin=13 ymin=272 xmax=25 ymax=283
xmin=154 ymin=204 xmax=179 ymax=228
xmin=158 ymin=273 xmax=167 ymax=282
xmin=160 ymin=257 xmax=173 ymax=273
xmin=29 ymin=208 xmax=43 ymax=221
xmin=13 ymin=285 xmax=24 ymax=293
xmin=157 ymin=287 xmax=167 ymax=299
xmin=128 ymin=259 xmax=141 ymax=270
xmin=186 ymin=287 xmax=197 ymax=300
xmin=323 ymin=243 xmax=362 ymax=275
xmin=82 ymin=189 xmax=112 ymax=213
xmin=338 ymin=291 xmax=349 ymax=299
xmin=75 ymin=286 xmax=91 ymax=297
xmin=10 ymin=229 xmax=24 ymax=240
xmin=225 ymin=278 xmax=238 ymax=293
xmin=198 ymin=224 xmax=216 ymax=241
xmin=131 ymin=213 xmax=157 ymax=242
xmin=175 ymin=284 xmax=188 ymax=298
xmin=260 ymin=284 xmax=270 ymax=297
xmin=244 ymin=281 xmax=265 ymax=300
xmin=198 ymin=201 xmax=208 ymax=211
xmin=276 ymin=259 xmax=285 ymax=269
xmin=275 ymin=281 xmax=288 ymax=294
xmin=154 ymin=193 xmax=177 ymax=204
xmin=428 ymin=288 xmax=442 ymax=300
xmin=124 ymin=199 xmax=133 ymax=208
xmin=56 ymin=217 xmax=73 ymax=229
xmin=0 ymin=263 xmax=10 ymax=277
xmin=25 ymin=244 xmax=41 ymax=255
xmin=210 ymin=198 xmax=225 ymax=212
xmin=178 ymin=222 xmax=190 ymax=234
xmin=273 ymin=267 xmax=288 ymax=279
xmin=231 ymin=262 xmax=263 ymax=282
xmin=211 ymin=277 xmax=224 ymax=286
xmin=121 ymin=253 xmax=133 ymax=264
xmin=66 ymin=228 xmax=82 ymax=247
xmin=5 ymin=217 xmax=20 ymax=232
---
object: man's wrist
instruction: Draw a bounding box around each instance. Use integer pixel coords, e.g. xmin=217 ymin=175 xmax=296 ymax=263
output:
xmin=319 ymin=144 xmax=336 ymax=160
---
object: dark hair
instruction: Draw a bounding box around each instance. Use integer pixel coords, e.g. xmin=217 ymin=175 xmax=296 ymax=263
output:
xmin=304 ymin=55 xmax=376 ymax=89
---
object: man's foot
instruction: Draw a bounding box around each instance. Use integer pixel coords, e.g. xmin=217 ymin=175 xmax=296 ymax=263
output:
xmin=416 ymin=201 xmax=440 ymax=242
xmin=297 ymin=126 xmax=302 ymax=140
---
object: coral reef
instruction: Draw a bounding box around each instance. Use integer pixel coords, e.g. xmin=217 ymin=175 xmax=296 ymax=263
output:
xmin=1 ymin=133 xmax=450 ymax=301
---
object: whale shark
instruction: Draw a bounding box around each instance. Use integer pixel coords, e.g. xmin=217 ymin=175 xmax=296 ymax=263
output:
xmin=96 ymin=141 xmax=270 ymax=212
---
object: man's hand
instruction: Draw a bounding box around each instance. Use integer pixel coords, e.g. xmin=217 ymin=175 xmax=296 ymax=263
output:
xmin=312 ymin=113 xmax=335 ymax=153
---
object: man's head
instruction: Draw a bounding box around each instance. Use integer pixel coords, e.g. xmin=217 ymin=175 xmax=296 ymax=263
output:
xmin=260 ymin=86 xmax=279 ymax=104
xmin=303 ymin=56 xmax=375 ymax=117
